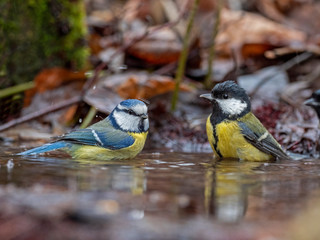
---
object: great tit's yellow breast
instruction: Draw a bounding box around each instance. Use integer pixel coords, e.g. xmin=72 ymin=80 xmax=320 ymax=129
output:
xmin=215 ymin=120 xmax=272 ymax=161
xmin=70 ymin=132 xmax=148 ymax=160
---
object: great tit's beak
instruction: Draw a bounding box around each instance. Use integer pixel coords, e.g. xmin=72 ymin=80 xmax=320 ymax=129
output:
xmin=304 ymin=98 xmax=317 ymax=107
xmin=141 ymin=114 xmax=148 ymax=119
xmin=200 ymin=93 xmax=214 ymax=102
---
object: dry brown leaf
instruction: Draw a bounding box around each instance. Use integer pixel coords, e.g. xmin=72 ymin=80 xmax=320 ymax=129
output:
xmin=83 ymin=72 xmax=191 ymax=114
xmin=34 ymin=68 xmax=86 ymax=93
xmin=116 ymin=73 xmax=190 ymax=99
xmin=99 ymin=71 xmax=190 ymax=100
xmin=126 ymin=27 xmax=182 ymax=65
xmin=241 ymin=43 xmax=275 ymax=59
xmin=116 ymin=77 xmax=140 ymax=99
xmin=24 ymin=68 xmax=85 ymax=107
xmin=59 ymin=104 xmax=79 ymax=125
xmin=89 ymin=33 xmax=104 ymax=55
xmin=216 ymin=9 xmax=307 ymax=59
xmin=257 ymin=0 xmax=320 ymax=36
xmin=123 ymin=0 xmax=166 ymax=24
xmin=124 ymin=0 xmax=216 ymax=24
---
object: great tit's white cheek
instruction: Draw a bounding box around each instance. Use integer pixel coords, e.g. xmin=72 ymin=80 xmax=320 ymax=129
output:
xmin=216 ymin=98 xmax=247 ymax=116
xmin=113 ymin=111 xmax=141 ymax=132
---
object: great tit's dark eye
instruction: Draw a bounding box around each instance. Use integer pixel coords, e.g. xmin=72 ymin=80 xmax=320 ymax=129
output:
xmin=223 ymin=94 xmax=228 ymax=99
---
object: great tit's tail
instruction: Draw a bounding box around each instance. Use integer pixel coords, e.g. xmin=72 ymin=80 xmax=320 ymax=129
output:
xmin=17 ymin=141 xmax=69 ymax=155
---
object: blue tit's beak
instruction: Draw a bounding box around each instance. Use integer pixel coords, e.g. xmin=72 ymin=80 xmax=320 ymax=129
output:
xmin=200 ymin=93 xmax=214 ymax=102
xmin=141 ymin=114 xmax=148 ymax=119
xmin=304 ymin=98 xmax=317 ymax=107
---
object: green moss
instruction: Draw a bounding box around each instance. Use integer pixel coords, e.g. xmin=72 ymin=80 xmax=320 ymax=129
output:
xmin=0 ymin=0 xmax=89 ymax=88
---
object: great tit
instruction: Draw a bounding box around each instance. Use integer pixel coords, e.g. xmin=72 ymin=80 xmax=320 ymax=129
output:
xmin=18 ymin=99 xmax=149 ymax=160
xmin=200 ymin=81 xmax=288 ymax=161
xmin=304 ymin=89 xmax=320 ymax=119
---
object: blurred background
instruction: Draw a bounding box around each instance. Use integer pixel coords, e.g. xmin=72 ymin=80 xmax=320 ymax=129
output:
xmin=1 ymin=1 xmax=320 ymax=239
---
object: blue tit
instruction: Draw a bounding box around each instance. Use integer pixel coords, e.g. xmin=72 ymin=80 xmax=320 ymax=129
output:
xmin=18 ymin=99 xmax=149 ymax=160
xmin=305 ymin=89 xmax=320 ymax=120
xmin=200 ymin=81 xmax=289 ymax=161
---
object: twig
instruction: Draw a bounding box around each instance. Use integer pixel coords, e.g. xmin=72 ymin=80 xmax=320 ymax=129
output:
xmin=204 ymin=0 xmax=222 ymax=89
xmin=0 ymin=82 xmax=34 ymax=99
xmin=249 ymin=52 xmax=313 ymax=98
xmin=80 ymin=106 xmax=97 ymax=129
xmin=0 ymin=96 xmax=81 ymax=132
xmin=171 ymin=0 xmax=200 ymax=112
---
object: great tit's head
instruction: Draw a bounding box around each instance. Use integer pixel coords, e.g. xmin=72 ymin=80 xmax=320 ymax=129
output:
xmin=200 ymin=80 xmax=251 ymax=118
xmin=110 ymin=99 xmax=149 ymax=132
xmin=304 ymin=89 xmax=320 ymax=118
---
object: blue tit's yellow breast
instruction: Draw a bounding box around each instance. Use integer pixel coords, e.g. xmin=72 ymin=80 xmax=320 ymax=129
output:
xmin=70 ymin=132 xmax=148 ymax=160
xmin=207 ymin=117 xmax=272 ymax=161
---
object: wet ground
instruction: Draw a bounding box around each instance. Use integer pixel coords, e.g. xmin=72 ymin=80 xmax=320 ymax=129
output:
xmin=0 ymin=147 xmax=320 ymax=239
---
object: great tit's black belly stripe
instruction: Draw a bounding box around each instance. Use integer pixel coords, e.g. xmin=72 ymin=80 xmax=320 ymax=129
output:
xmin=212 ymin=126 xmax=222 ymax=158
xmin=210 ymin=113 xmax=222 ymax=158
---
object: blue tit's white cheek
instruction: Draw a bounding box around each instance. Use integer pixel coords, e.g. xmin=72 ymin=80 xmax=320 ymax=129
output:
xmin=113 ymin=110 xmax=141 ymax=132
xmin=143 ymin=118 xmax=149 ymax=131
xmin=132 ymin=104 xmax=147 ymax=115
xmin=216 ymin=98 xmax=247 ymax=116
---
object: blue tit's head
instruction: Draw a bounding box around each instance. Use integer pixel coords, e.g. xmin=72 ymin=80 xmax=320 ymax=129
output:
xmin=200 ymin=80 xmax=251 ymax=119
xmin=110 ymin=99 xmax=149 ymax=133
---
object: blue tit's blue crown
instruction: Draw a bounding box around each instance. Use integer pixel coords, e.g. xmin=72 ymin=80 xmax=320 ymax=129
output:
xmin=119 ymin=99 xmax=145 ymax=108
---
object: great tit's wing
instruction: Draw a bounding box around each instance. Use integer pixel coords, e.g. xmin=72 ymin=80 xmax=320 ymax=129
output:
xmin=57 ymin=121 xmax=135 ymax=150
xmin=238 ymin=113 xmax=289 ymax=159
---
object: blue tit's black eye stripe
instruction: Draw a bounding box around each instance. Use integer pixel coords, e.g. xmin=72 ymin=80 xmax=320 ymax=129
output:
xmin=117 ymin=107 xmax=145 ymax=117
xmin=128 ymin=109 xmax=135 ymax=115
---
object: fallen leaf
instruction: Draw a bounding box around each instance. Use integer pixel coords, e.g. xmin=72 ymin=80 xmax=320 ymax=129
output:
xmin=126 ymin=27 xmax=182 ymax=65
xmin=59 ymin=104 xmax=79 ymax=125
xmin=84 ymin=87 xmax=123 ymax=114
xmin=241 ymin=43 xmax=275 ymax=59
xmin=89 ymin=33 xmax=104 ymax=55
xmin=34 ymin=68 xmax=86 ymax=93
xmin=111 ymin=72 xmax=191 ymax=99
xmin=257 ymin=0 xmax=320 ymax=36
xmin=216 ymin=9 xmax=307 ymax=60
xmin=83 ymin=71 xmax=191 ymax=114
xmin=123 ymin=0 xmax=166 ymax=24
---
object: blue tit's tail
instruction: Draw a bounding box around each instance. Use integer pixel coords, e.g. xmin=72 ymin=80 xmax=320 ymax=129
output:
xmin=17 ymin=141 xmax=69 ymax=155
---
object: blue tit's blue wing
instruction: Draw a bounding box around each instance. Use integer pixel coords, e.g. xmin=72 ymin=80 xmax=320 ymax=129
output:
xmin=58 ymin=120 xmax=135 ymax=150
xmin=18 ymin=141 xmax=70 ymax=155
xmin=238 ymin=113 xmax=289 ymax=159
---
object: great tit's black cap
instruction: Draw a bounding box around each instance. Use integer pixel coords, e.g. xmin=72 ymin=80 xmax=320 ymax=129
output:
xmin=212 ymin=81 xmax=250 ymax=102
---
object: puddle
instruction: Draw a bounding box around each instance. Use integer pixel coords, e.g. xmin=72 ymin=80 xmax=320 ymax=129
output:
xmin=0 ymin=147 xmax=320 ymax=239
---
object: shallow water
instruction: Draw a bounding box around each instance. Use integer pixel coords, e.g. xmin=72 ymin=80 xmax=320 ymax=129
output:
xmin=1 ymin=147 xmax=320 ymax=238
